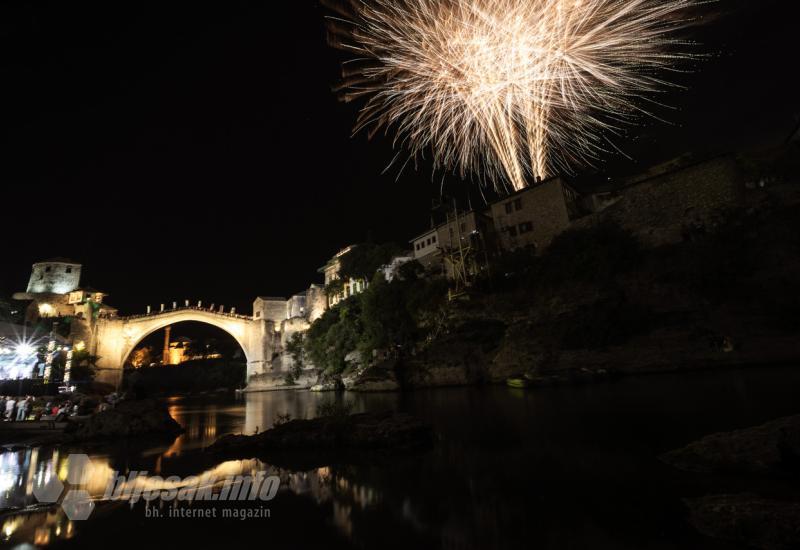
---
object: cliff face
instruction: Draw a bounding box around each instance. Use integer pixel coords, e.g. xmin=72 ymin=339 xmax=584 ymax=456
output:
xmin=346 ymin=190 xmax=800 ymax=391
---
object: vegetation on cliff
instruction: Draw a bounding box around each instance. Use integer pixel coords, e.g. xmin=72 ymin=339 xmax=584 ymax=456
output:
xmin=307 ymin=266 xmax=448 ymax=376
xmin=303 ymin=181 xmax=800 ymax=386
xmin=324 ymin=242 xmax=405 ymax=297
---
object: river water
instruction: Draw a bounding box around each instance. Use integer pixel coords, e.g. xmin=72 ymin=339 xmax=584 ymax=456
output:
xmin=1 ymin=366 xmax=799 ymax=549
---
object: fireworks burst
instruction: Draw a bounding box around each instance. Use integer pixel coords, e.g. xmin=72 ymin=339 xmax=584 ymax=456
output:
xmin=326 ymin=0 xmax=705 ymax=192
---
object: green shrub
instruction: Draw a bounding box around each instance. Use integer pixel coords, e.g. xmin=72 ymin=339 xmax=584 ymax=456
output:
xmin=303 ymin=271 xmax=448 ymax=376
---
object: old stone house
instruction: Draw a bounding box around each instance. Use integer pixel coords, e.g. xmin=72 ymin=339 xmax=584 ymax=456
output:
xmin=488 ymin=176 xmax=581 ymax=252
xmin=410 ymin=209 xmax=496 ymax=279
xmin=317 ymin=245 xmax=368 ymax=307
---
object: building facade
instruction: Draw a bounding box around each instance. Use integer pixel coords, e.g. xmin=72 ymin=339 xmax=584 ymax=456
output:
xmin=25 ymin=258 xmax=82 ymax=295
xmin=408 ymin=177 xmax=581 ymax=282
xmin=411 ymin=209 xmax=497 ymax=277
xmin=318 ymin=245 xmax=368 ymax=307
xmin=489 ymin=176 xmax=579 ymax=252
xmin=13 ymin=259 xmax=117 ymax=350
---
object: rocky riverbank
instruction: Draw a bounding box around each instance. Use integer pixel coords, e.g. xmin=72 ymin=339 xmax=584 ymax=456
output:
xmin=661 ymin=414 xmax=800 ymax=475
xmin=238 ymin=192 xmax=800 ymax=394
xmin=331 ymin=303 xmax=800 ymax=393
xmin=662 ymin=415 xmax=800 ymax=549
xmin=64 ymin=398 xmax=184 ymax=441
xmin=1 ymin=399 xmax=183 ymax=446
xmin=685 ymin=494 xmax=800 ymax=550
xmin=208 ymin=411 xmax=433 ymax=468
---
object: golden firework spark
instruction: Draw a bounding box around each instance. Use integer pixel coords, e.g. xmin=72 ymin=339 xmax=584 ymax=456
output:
xmin=326 ymin=0 xmax=704 ymax=191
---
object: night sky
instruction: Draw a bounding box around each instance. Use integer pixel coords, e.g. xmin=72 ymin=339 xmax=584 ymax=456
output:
xmin=2 ymin=0 xmax=797 ymax=314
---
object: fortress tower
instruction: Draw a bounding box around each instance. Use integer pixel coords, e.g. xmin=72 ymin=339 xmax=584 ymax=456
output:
xmin=13 ymin=258 xmax=116 ymax=328
xmin=25 ymin=258 xmax=82 ymax=295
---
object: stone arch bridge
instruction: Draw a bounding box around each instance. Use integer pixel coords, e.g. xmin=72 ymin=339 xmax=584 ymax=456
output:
xmin=91 ymin=306 xmax=282 ymax=388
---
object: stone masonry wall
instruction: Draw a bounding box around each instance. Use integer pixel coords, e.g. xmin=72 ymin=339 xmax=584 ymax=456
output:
xmin=490 ymin=177 xmax=572 ymax=251
xmin=575 ymin=155 xmax=746 ymax=247
xmin=26 ymin=262 xmax=82 ymax=294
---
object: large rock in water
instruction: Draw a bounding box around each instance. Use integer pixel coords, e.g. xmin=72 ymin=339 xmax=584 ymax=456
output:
xmin=661 ymin=415 xmax=800 ymax=474
xmin=343 ymin=361 xmax=400 ymax=392
xmin=209 ymin=411 xmax=433 ymax=456
xmin=67 ymin=399 xmax=183 ymax=441
xmin=685 ymin=494 xmax=800 ymax=550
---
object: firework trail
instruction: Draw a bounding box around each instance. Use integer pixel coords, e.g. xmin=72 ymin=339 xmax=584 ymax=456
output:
xmin=325 ymin=0 xmax=704 ymax=192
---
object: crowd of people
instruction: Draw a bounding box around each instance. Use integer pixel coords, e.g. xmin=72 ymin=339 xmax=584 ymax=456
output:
xmin=0 ymin=392 xmax=122 ymax=422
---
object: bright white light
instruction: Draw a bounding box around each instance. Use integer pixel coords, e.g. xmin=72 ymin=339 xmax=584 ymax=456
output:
xmin=14 ymin=343 xmax=35 ymax=359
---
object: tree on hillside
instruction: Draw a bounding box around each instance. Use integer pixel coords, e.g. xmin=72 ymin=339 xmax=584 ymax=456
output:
xmin=338 ymin=242 xmax=406 ymax=281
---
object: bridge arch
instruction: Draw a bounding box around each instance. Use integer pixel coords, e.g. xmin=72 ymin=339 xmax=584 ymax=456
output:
xmin=120 ymin=316 xmax=253 ymax=368
xmin=92 ymin=308 xmax=269 ymax=387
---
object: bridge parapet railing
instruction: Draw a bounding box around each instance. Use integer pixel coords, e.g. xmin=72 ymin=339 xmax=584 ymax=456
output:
xmin=114 ymin=306 xmax=252 ymax=322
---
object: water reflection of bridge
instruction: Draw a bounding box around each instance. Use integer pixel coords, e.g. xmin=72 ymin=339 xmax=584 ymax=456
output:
xmin=0 ymin=440 xmax=379 ymax=547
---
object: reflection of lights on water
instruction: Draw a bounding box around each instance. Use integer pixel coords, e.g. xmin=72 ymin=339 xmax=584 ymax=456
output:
xmin=2 ymin=517 xmax=21 ymax=538
xmin=333 ymin=502 xmax=353 ymax=538
xmin=57 ymin=460 xmax=69 ymax=482
xmin=34 ymin=527 xmax=50 ymax=546
xmin=0 ymin=452 xmax=20 ymax=494
xmin=0 ymin=471 xmax=16 ymax=493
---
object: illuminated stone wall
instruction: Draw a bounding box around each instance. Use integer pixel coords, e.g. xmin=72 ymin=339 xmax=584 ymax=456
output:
xmin=21 ymin=294 xmax=74 ymax=323
xmin=25 ymin=261 xmax=82 ymax=294
xmin=287 ymin=294 xmax=307 ymax=319
xmin=306 ymin=285 xmax=327 ymax=322
xmin=253 ymin=285 xmax=328 ymax=324
xmin=253 ymin=297 xmax=288 ymax=323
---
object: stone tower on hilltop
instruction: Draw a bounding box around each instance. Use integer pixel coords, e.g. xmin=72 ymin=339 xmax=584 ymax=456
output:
xmin=25 ymin=258 xmax=82 ymax=295
xmin=14 ymin=258 xmax=116 ymax=332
